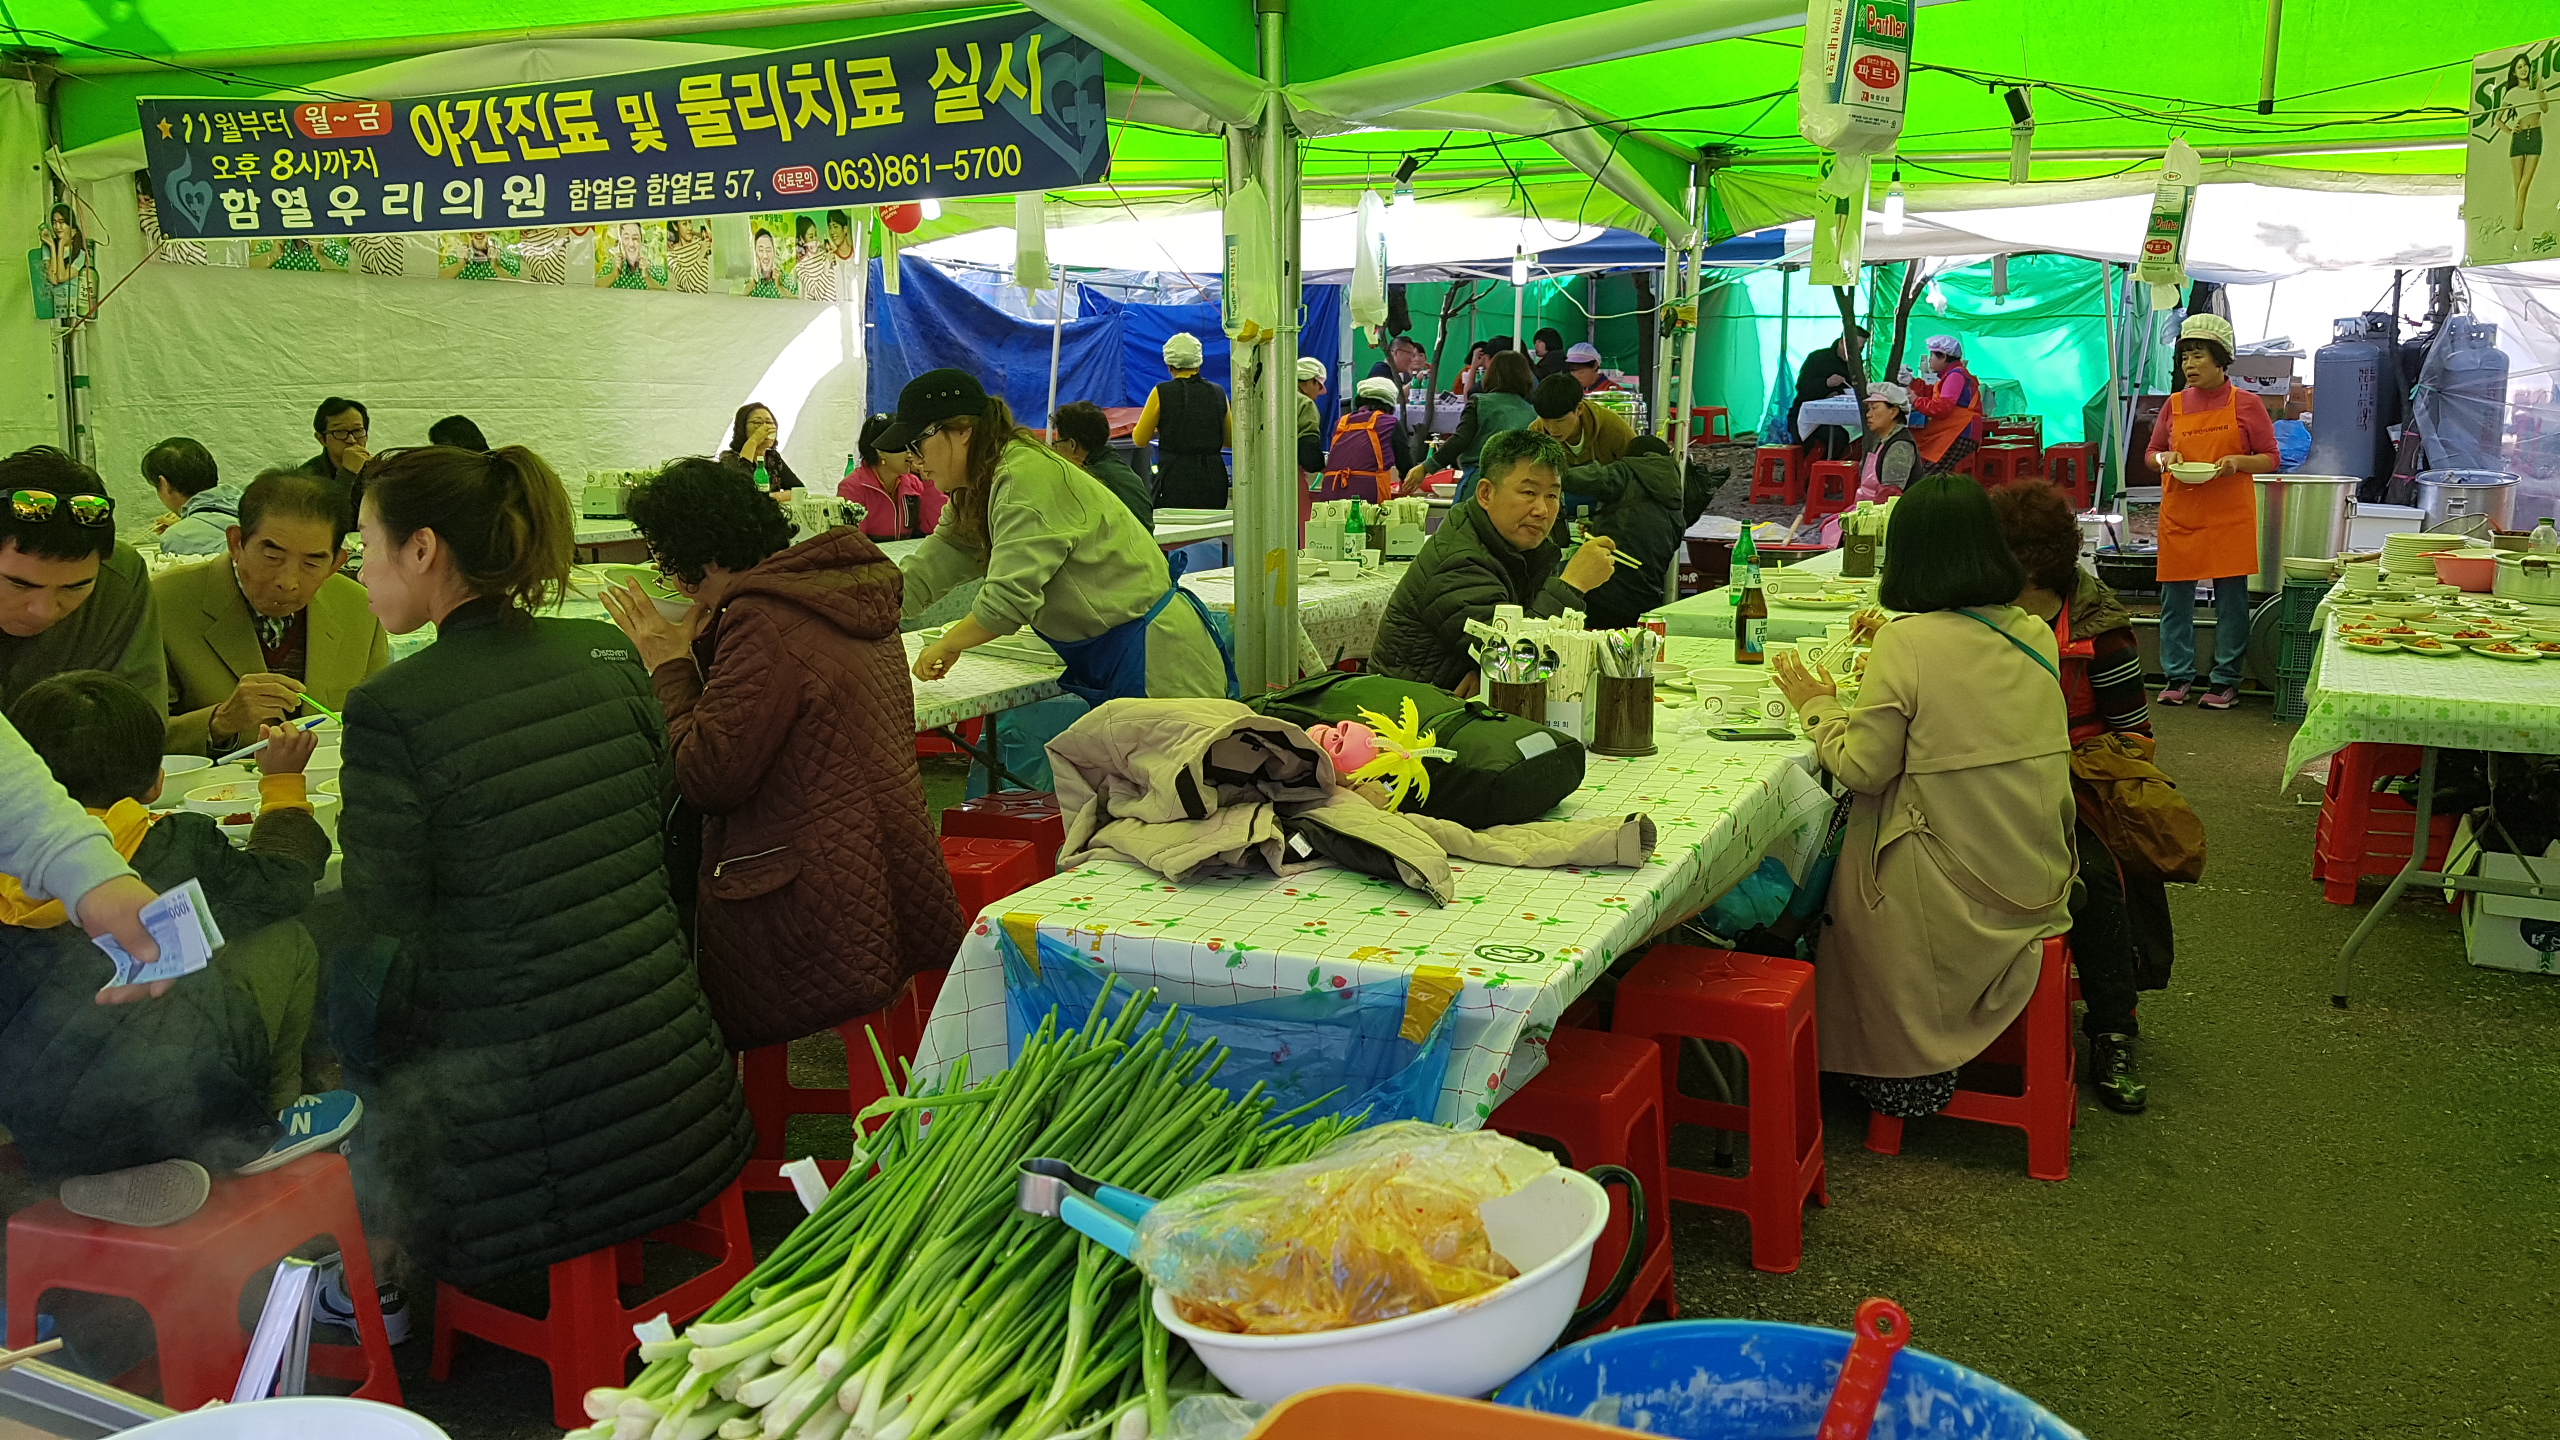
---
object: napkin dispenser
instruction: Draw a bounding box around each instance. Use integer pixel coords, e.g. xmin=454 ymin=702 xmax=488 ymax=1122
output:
xmin=581 ymin=470 xmax=633 ymax=519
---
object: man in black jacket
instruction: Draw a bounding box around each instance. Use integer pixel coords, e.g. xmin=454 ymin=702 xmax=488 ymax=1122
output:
xmin=1566 ymin=435 xmax=1685 ymax=630
xmin=1371 ymin=429 xmax=1618 ymax=692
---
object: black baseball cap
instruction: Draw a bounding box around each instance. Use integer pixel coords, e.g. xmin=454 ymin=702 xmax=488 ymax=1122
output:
xmin=876 ymin=368 xmax=991 ymax=452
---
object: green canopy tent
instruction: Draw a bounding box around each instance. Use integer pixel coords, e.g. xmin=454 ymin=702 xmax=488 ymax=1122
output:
xmin=8 ymin=0 xmax=2554 ymax=685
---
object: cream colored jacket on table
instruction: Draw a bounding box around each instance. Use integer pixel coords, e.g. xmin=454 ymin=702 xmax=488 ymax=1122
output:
xmin=900 ymin=440 xmax=1228 ymax=699
xmin=1799 ymin=606 xmax=2075 ymax=1077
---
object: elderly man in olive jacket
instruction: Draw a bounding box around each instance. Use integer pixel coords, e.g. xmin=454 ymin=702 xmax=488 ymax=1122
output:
xmin=1369 ymin=429 xmax=1618 ymax=694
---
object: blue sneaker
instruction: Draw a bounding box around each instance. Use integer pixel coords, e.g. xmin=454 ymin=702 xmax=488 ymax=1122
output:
xmin=236 ymin=1091 xmax=363 ymax=1176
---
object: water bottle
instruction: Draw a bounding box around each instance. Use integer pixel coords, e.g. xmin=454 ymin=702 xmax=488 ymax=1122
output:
xmin=2533 ymin=518 xmax=2558 ymax=555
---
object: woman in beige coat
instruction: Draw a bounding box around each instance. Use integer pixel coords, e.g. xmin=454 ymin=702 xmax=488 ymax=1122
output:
xmin=1771 ymin=475 xmax=2076 ymax=1119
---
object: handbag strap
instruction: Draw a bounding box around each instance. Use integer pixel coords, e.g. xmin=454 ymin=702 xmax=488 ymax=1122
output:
xmin=1957 ymin=608 xmax=2061 ymax=681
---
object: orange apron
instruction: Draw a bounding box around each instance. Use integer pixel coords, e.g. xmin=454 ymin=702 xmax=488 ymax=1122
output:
xmin=1911 ymin=366 xmax=1981 ymax=463
xmin=2155 ymin=387 xmax=2259 ymax=583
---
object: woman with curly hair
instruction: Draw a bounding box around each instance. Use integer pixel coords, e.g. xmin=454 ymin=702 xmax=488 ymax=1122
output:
xmin=605 ymin=458 xmax=961 ymax=1051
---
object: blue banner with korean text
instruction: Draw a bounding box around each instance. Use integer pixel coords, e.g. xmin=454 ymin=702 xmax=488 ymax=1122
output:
xmin=137 ymin=12 xmax=1107 ymax=241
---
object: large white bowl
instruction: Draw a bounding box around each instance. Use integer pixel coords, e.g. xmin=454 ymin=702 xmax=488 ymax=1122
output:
xmin=2167 ymin=462 xmax=2218 ymax=485
xmin=161 ymin=754 xmax=214 ymax=782
xmin=125 ymin=1397 xmax=449 ymax=1437
xmin=1156 ymin=1167 xmax=1610 ymax=1405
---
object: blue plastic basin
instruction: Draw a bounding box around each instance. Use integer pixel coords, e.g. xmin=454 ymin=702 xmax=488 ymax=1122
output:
xmin=1495 ymin=1319 xmax=2083 ymax=1439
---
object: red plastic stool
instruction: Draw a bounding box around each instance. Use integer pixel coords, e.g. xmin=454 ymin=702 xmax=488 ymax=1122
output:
xmin=2043 ymin=443 xmax=2098 ymax=509
xmin=941 ymin=792 xmax=1066 ymax=878
xmin=1611 ymin=946 xmax=1827 ymax=1274
xmin=915 ymin=716 xmax=986 ymax=759
xmin=1803 ymin=461 xmax=1857 ymax=523
xmin=5 ymin=1154 xmax=399 ymax=1410
xmin=942 ymin=836 xmax=1045 ymax=920
xmin=1557 ymin=990 xmax=1602 ymax=1031
xmin=432 ymin=1179 xmax=754 ymax=1429
xmin=2313 ymin=743 xmax=2455 ymax=904
xmin=1687 ymin=406 xmax=1733 ymax=446
xmin=1865 ymin=937 xmax=2078 ymax=1182
xmin=739 ymin=1003 xmax=918 ymax=1192
xmin=1747 ymin=446 xmax=1806 ymax=506
xmin=1974 ymin=445 xmax=2037 ymax=488
xmin=1487 ymin=1028 xmax=1676 ymax=1331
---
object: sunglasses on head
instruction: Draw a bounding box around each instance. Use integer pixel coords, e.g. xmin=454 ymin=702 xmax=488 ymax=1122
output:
xmin=9 ymin=490 xmax=113 ymax=527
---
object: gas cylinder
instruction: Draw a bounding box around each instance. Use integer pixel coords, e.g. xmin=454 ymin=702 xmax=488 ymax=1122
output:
xmin=2305 ymin=314 xmax=2388 ymax=484
xmin=2429 ymin=317 xmax=2511 ymax=471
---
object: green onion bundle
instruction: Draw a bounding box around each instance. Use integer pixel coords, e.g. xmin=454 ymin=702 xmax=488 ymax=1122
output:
xmin=568 ymin=987 xmax=1360 ymax=1440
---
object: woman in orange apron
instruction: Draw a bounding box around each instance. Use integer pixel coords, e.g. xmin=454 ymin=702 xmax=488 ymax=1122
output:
xmin=1909 ymin=333 xmax=1985 ymax=475
xmin=2146 ymin=313 xmax=2278 ymax=709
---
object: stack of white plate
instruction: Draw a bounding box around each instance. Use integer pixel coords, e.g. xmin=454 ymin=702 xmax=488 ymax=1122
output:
xmin=2384 ymin=533 xmax=2450 ymax=579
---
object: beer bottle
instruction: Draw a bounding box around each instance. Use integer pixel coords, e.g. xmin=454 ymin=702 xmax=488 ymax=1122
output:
xmin=1734 ymin=529 xmax=1768 ymax=665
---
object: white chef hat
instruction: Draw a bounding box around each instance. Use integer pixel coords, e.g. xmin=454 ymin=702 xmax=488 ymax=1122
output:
xmin=1296 ymin=356 xmax=1327 ymax=384
xmin=1925 ymin=333 xmax=1964 ymax=358
xmin=1163 ymin=332 xmax=1205 ymax=369
xmin=1867 ymin=381 xmax=1912 ymax=410
xmin=1356 ymin=376 xmax=1401 ymax=405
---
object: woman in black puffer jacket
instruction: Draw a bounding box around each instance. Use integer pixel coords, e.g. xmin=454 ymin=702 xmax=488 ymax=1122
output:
xmin=336 ymin=443 xmax=749 ymax=1286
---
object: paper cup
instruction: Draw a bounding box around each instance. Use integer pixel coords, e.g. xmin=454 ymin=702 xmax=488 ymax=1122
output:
xmin=1697 ymin=692 xmax=1728 ymax=718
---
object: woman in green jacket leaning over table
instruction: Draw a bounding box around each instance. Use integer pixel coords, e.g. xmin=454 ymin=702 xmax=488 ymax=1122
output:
xmin=896 ymin=369 xmax=1234 ymax=706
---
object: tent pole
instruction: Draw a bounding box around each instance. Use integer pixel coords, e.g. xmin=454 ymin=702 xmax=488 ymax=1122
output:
xmin=1776 ymin=264 xmax=1792 ymax=443
xmin=1512 ymin=251 xmax=1528 ymax=356
xmin=1228 ymin=0 xmax=1300 ymax=696
xmin=2101 ymin=261 xmax=2123 ymax=509
xmin=1045 ymin=264 xmax=1068 ymax=436
xmin=1653 ymin=239 xmax=1677 ymax=444
xmin=1672 ymin=209 xmax=1702 ymax=489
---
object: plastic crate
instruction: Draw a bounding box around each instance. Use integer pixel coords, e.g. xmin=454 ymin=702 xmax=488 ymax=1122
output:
xmin=2279 ymin=579 xmax=2327 ymax=627
xmin=2278 ymin=626 xmax=2320 ymax=679
xmin=2274 ymin=674 xmax=2309 ymax=723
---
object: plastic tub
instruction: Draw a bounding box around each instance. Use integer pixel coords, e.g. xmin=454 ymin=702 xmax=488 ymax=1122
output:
xmin=124 ymin=1398 xmax=451 ymax=1437
xmin=1497 ymin=1318 xmax=2078 ymax=1439
xmin=1157 ymin=1167 xmax=1610 ymax=1405
xmin=1248 ymin=1386 xmax=1625 ymax=1439
xmin=2427 ymin=550 xmax=2499 ymax=592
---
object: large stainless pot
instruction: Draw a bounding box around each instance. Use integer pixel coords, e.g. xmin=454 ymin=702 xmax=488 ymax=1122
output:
xmin=2495 ymin=551 xmax=2560 ymax=606
xmin=2252 ymin=475 xmax=2359 ymax=593
xmin=2416 ymin=469 xmax=2519 ymax=532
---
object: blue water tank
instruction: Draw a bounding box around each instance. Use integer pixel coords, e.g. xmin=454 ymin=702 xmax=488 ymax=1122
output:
xmin=2431 ymin=317 xmax=2511 ymax=471
xmin=2306 ymin=314 xmax=2389 ymax=482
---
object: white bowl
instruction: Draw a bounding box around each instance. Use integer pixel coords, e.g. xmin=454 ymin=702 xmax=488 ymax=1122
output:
xmin=1156 ymin=1167 xmax=1608 ymax=1404
xmin=161 ymin=754 xmax=214 ymax=782
xmin=2282 ymin=556 xmax=2336 ymax=581
xmin=125 ymin=1397 xmax=450 ymax=1438
xmin=182 ymin=779 xmax=265 ymax=816
xmin=2167 ymin=462 xmax=2219 ymax=485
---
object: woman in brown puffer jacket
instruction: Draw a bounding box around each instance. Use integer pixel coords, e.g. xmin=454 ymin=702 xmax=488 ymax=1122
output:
xmin=606 ymin=457 xmax=963 ymax=1049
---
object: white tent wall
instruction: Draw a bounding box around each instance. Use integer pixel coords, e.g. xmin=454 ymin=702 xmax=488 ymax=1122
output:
xmin=68 ymin=178 xmax=869 ymax=536
xmin=2 ymin=79 xmax=59 ymax=457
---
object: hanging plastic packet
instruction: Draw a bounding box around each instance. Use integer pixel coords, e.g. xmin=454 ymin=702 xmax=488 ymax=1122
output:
xmin=1351 ymin=190 xmax=1391 ymax=327
xmin=1797 ymin=0 xmax=1913 ymax=286
xmin=1131 ymin=1121 xmax=1558 ymax=1335
xmin=2134 ymin=139 xmax=2203 ymax=311
xmin=1223 ymin=177 xmax=1278 ymax=344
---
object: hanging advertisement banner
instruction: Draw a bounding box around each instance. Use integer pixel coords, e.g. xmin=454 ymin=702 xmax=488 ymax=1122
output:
xmin=1798 ymin=0 xmax=1912 ymax=156
xmin=2463 ymin=35 xmax=2558 ymax=268
xmin=136 ymin=10 xmax=1108 ymax=240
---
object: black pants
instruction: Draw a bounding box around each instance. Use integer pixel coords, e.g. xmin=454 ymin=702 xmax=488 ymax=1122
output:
xmin=2072 ymin=817 xmax=2144 ymax=1038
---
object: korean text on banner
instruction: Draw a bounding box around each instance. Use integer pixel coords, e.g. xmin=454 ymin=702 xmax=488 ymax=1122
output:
xmin=2463 ymin=34 xmax=2559 ymax=268
xmin=1799 ymin=0 xmax=1913 ymax=156
xmin=137 ymin=11 xmax=1108 ymax=240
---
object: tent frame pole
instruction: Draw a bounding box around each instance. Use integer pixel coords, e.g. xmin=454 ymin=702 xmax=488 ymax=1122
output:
xmin=1228 ymin=0 xmax=1300 ymax=696
xmin=1045 ymin=264 xmax=1068 ymax=435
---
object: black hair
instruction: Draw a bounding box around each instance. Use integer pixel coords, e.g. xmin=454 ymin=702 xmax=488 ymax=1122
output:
xmin=795 ymin=215 xmax=817 ymax=242
xmin=1532 ymin=326 xmax=1565 ymax=356
xmin=1876 ymin=474 xmax=2027 ymax=614
xmin=1051 ymin=402 xmax=1113 ymax=463
xmin=627 ymin=457 xmax=795 ymax=585
xmin=728 ymin=401 xmax=776 ymax=456
xmin=241 ymin=468 xmax=351 ymax=544
xmin=1477 ymin=428 xmax=1568 ymax=489
xmin=1390 ymin=334 xmax=1423 ymax=353
xmin=1624 ymin=435 xmax=1673 ymax=458
xmin=8 ymin=669 xmax=162 ymax=809
xmin=142 ymin=437 xmax=219 ymax=499
xmin=427 ymin=414 xmax=489 ymax=451
xmin=360 ymin=445 xmax=573 ymax=614
xmin=0 ymin=447 xmax=115 ymax=563
xmin=827 ymin=209 xmax=853 ymax=231
xmin=2177 ymin=336 xmax=2233 ymax=371
xmin=313 ymin=397 xmax=367 ymax=439
xmin=857 ymin=413 xmax=900 ymax=470
xmin=1532 ymin=373 xmax=1587 ymax=420
xmin=1486 ymin=335 xmax=1515 ymax=353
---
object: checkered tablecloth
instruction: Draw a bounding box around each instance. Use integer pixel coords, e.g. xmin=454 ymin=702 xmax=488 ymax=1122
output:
xmin=1184 ymin=561 xmax=1410 ymax=676
xmin=2285 ymin=593 xmax=2560 ymax=778
xmin=915 ymin=734 xmax=1835 ymax=1127
xmin=392 ymin=605 xmax=1058 ymax=732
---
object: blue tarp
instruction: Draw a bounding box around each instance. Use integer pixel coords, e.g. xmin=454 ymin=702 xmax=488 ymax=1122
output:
xmin=867 ymin=256 xmax=1347 ymax=430
xmin=1082 ymin=284 xmax=1347 ymax=431
xmin=867 ymin=256 xmax=1124 ymax=430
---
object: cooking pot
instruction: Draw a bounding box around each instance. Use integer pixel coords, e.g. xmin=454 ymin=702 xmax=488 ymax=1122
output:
xmin=2252 ymin=475 xmax=2358 ymax=593
xmin=2094 ymin=546 xmax=2158 ymax=596
xmin=2415 ymin=470 xmax=2519 ymax=532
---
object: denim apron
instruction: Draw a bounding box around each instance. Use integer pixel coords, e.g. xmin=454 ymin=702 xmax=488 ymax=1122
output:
xmin=1033 ymin=550 xmax=1238 ymax=708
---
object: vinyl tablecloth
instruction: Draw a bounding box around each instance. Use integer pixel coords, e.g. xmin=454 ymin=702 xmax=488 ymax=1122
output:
xmin=2284 ymin=598 xmax=2560 ymax=779
xmin=393 ymin=607 xmax=1059 ymax=731
xmin=1645 ymin=548 xmax=1869 ymax=643
xmin=916 ymin=733 xmax=1836 ymax=1127
xmin=1184 ymin=561 xmax=1409 ymax=676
